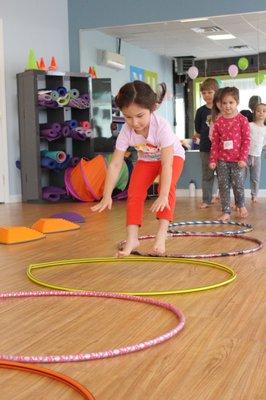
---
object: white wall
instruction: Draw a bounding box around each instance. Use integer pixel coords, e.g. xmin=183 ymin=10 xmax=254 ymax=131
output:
xmin=0 ymin=0 xmax=69 ymax=198
xmin=79 ymin=30 xmax=174 ymax=124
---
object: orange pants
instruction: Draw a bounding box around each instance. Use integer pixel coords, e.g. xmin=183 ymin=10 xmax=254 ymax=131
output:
xmin=126 ymin=156 xmax=184 ymax=226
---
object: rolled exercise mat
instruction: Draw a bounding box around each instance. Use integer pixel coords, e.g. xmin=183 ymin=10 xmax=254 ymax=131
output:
xmin=41 ymin=157 xmax=57 ymax=170
xmin=61 ymin=125 xmax=71 ymax=137
xmin=81 ymin=93 xmax=90 ymax=102
xmin=42 ymin=186 xmax=67 ymax=202
xmin=41 ymin=150 xmax=66 ymax=163
xmin=69 ymin=88 xmax=80 ymax=99
xmin=56 ymin=86 xmax=68 ymax=97
xmin=62 ymin=120 xmax=78 ymax=129
xmin=40 ymin=128 xmax=59 ymax=140
xmin=79 ymin=121 xmax=91 ymax=129
xmin=70 ymin=129 xmax=87 ymax=141
xmin=57 ymin=93 xmax=70 ymax=107
xmin=40 ymin=122 xmax=61 ymax=133
xmin=50 ymin=90 xmax=60 ymax=100
xmin=70 ymin=157 xmax=80 ymax=167
xmin=81 ymin=155 xmax=107 ymax=200
xmin=56 ymin=155 xmax=71 ymax=170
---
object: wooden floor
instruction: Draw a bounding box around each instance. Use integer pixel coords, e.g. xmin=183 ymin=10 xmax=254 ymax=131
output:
xmin=0 ymin=197 xmax=265 ymax=400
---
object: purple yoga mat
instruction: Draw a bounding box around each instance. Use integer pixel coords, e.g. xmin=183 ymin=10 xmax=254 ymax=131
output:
xmin=42 ymin=186 xmax=66 ymax=202
xmin=50 ymin=212 xmax=85 ymax=223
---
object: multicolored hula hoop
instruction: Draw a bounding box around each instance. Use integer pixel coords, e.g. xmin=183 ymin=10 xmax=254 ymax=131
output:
xmin=119 ymin=233 xmax=262 ymax=258
xmin=0 ymin=360 xmax=96 ymax=399
xmin=168 ymin=220 xmax=253 ymax=235
xmin=0 ymin=290 xmax=185 ymax=363
xmin=27 ymin=256 xmax=236 ymax=296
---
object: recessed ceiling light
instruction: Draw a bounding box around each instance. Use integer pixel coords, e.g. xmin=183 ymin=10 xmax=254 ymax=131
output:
xmin=207 ymin=34 xmax=236 ymax=40
xmin=180 ymin=17 xmax=209 ymax=23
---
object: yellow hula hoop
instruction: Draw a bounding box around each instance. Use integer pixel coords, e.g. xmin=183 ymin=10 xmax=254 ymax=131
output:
xmin=27 ymin=256 xmax=236 ymax=296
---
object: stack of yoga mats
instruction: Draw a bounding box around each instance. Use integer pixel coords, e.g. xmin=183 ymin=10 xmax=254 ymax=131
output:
xmin=38 ymin=88 xmax=89 ymax=109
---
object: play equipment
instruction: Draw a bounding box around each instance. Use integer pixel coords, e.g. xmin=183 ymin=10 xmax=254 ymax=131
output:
xmin=168 ymin=220 xmax=253 ymax=235
xmin=0 ymin=361 xmax=96 ymax=399
xmin=31 ymin=218 xmax=80 ymax=234
xmin=25 ymin=48 xmax=38 ymax=70
xmin=119 ymin=233 xmax=262 ymax=258
xmin=49 ymin=56 xmax=58 ymax=71
xmin=0 ymin=226 xmax=45 ymax=244
xmin=50 ymin=212 xmax=85 ymax=223
xmin=27 ymin=256 xmax=236 ymax=295
xmin=0 ymin=290 xmax=185 ymax=363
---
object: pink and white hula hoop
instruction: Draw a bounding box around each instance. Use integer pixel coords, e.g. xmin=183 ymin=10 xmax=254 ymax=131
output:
xmin=0 ymin=290 xmax=185 ymax=363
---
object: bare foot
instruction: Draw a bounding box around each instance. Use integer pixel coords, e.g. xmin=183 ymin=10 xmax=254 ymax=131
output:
xmin=251 ymin=196 xmax=257 ymax=203
xmin=199 ymin=202 xmax=210 ymax=209
xmin=218 ymin=213 xmax=231 ymax=222
xmin=117 ymin=239 xmax=140 ymax=257
xmin=239 ymin=207 xmax=248 ymax=219
xmin=211 ymin=196 xmax=220 ymax=204
xmin=151 ymin=236 xmax=166 ymax=256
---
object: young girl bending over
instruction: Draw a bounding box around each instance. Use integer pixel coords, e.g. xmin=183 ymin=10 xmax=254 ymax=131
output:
xmin=209 ymin=87 xmax=250 ymax=221
xmin=91 ymin=80 xmax=185 ymax=256
xmin=246 ymin=103 xmax=266 ymax=202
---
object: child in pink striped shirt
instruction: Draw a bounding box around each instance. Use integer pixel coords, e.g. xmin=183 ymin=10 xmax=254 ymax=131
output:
xmin=209 ymin=87 xmax=250 ymax=221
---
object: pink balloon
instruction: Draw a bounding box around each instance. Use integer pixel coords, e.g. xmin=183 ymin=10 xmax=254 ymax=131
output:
xmin=228 ymin=64 xmax=238 ymax=78
xmin=187 ymin=66 xmax=199 ymax=80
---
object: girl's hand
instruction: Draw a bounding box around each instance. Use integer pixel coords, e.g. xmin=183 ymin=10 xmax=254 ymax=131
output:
xmin=150 ymin=195 xmax=170 ymax=213
xmin=91 ymin=197 xmax=112 ymax=212
xmin=238 ymin=161 xmax=246 ymax=168
xmin=209 ymin=162 xmax=216 ymax=170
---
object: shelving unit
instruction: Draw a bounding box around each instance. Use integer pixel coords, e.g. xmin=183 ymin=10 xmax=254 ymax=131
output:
xmin=17 ymin=70 xmax=112 ymax=202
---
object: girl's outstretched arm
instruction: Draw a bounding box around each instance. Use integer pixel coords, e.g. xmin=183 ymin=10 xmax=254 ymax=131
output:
xmin=91 ymin=149 xmax=125 ymax=212
xmin=150 ymin=145 xmax=173 ymax=213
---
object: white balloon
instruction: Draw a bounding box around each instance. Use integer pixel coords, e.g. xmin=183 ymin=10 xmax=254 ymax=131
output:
xmin=187 ymin=66 xmax=199 ymax=80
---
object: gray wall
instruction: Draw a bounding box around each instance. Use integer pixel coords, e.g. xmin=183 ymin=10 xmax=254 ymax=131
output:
xmin=68 ymin=0 xmax=266 ymax=71
xmin=79 ymin=30 xmax=174 ymax=123
xmin=0 ymin=0 xmax=69 ymax=197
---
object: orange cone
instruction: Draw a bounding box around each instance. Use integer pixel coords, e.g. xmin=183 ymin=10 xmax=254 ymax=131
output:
xmin=49 ymin=56 xmax=58 ymax=71
xmin=39 ymin=57 xmax=47 ymax=71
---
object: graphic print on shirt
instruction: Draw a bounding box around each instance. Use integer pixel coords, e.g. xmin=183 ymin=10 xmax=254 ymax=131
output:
xmin=134 ymin=142 xmax=161 ymax=160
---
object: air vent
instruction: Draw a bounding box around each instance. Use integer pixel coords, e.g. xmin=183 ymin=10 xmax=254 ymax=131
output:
xmin=229 ymin=45 xmax=250 ymax=51
xmin=174 ymin=56 xmax=195 ymax=75
xmin=191 ymin=26 xmax=224 ymax=33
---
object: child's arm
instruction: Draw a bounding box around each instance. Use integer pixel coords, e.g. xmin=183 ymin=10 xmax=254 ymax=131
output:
xmin=91 ymin=149 xmax=125 ymax=212
xmin=239 ymin=117 xmax=250 ymax=167
xmin=150 ymin=145 xmax=173 ymax=213
xmin=209 ymin=122 xmax=219 ymax=169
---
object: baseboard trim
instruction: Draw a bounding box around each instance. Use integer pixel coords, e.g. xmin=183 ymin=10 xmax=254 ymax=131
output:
xmin=8 ymin=194 xmax=22 ymax=203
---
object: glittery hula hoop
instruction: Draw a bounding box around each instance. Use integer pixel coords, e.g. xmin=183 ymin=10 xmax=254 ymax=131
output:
xmin=0 ymin=290 xmax=185 ymax=363
xmin=168 ymin=220 xmax=253 ymax=235
xmin=27 ymin=256 xmax=236 ymax=295
xmin=0 ymin=360 xmax=96 ymax=399
xmin=119 ymin=233 xmax=262 ymax=258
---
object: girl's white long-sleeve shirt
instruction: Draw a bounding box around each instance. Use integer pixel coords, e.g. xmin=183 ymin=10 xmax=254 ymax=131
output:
xmin=249 ymin=122 xmax=266 ymax=157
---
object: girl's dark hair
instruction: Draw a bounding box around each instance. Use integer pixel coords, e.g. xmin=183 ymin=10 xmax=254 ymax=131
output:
xmin=249 ymin=95 xmax=261 ymax=111
xmin=115 ymin=80 xmax=166 ymax=111
xmin=220 ymin=86 xmax=239 ymax=103
xmin=211 ymin=88 xmax=223 ymax=122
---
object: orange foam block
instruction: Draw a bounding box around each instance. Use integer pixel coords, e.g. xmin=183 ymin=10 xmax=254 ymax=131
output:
xmin=31 ymin=218 xmax=80 ymax=234
xmin=0 ymin=226 xmax=45 ymax=244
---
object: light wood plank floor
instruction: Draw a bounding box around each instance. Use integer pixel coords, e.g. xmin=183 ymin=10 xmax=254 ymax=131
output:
xmin=0 ymin=198 xmax=265 ymax=400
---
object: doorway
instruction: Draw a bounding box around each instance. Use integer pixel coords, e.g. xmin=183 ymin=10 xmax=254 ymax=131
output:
xmin=0 ymin=19 xmax=9 ymax=203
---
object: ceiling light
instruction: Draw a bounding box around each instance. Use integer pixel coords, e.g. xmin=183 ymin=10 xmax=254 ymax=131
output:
xmin=207 ymin=34 xmax=236 ymax=40
xmin=180 ymin=17 xmax=209 ymax=23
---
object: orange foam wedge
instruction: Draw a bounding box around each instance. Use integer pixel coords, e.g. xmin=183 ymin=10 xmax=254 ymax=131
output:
xmin=0 ymin=226 xmax=45 ymax=244
xmin=31 ymin=218 xmax=80 ymax=233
